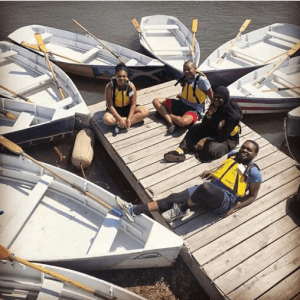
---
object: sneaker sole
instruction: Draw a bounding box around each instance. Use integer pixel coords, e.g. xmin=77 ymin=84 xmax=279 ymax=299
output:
xmin=164 ymin=153 xmax=185 ymax=162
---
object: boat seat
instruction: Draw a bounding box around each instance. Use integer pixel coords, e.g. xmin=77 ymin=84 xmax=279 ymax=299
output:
xmin=88 ymin=212 xmax=121 ymax=255
xmin=266 ymin=31 xmax=299 ymax=45
xmin=126 ymin=58 xmax=139 ymax=66
xmin=0 ymin=50 xmax=18 ymax=63
xmin=15 ymin=73 xmax=53 ymax=95
xmin=231 ymin=46 xmax=264 ymax=65
xmin=13 ymin=112 xmax=35 ymax=130
xmin=56 ymin=97 xmax=74 ymax=109
xmin=241 ymin=82 xmax=265 ymax=97
xmin=1 ymin=174 xmax=53 ymax=247
xmin=80 ymin=47 xmax=100 ymax=63
xmin=273 ymin=70 xmax=300 ymax=87
xmin=228 ymin=86 xmax=245 ymax=97
xmin=143 ymin=24 xmax=180 ymax=31
xmin=37 ymin=278 xmax=64 ymax=300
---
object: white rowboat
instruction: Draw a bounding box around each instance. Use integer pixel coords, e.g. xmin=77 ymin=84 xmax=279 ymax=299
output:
xmin=200 ymin=23 xmax=300 ymax=88
xmin=8 ymin=25 xmax=165 ymax=82
xmin=227 ymin=56 xmax=300 ymax=114
xmin=0 ymin=97 xmax=75 ymax=146
xmin=0 ymin=260 xmax=146 ymax=300
xmin=138 ymin=15 xmax=200 ymax=77
xmin=0 ymin=153 xmax=183 ymax=270
xmin=0 ymin=41 xmax=90 ymax=123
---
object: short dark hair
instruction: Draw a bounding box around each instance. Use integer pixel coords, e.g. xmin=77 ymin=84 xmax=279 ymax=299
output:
xmin=115 ymin=63 xmax=128 ymax=74
xmin=245 ymin=140 xmax=259 ymax=153
xmin=184 ymin=60 xmax=196 ymax=68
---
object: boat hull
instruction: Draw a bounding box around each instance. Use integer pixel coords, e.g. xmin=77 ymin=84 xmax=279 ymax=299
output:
xmin=56 ymin=61 xmax=165 ymax=82
xmin=232 ymin=96 xmax=300 ymax=114
xmin=2 ymin=113 xmax=75 ymax=147
xmin=0 ymin=154 xmax=183 ymax=270
xmin=286 ymin=106 xmax=300 ymax=137
xmin=0 ymin=260 xmax=145 ymax=300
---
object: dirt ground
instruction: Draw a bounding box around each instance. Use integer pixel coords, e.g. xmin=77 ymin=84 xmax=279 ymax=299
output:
xmin=21 ymin=132 xmax=210 ymax=300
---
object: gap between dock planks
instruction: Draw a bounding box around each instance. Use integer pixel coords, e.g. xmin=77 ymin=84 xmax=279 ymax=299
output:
xmin=89 ymin=79 xmax=300 ymax=300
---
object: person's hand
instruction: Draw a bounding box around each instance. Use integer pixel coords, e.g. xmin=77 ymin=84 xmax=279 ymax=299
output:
xmin=118 ymin=118 xmax=126 ymax=128
xmin=196 ymin=138 xmax=206 ymax=151
xmin=207 ymin=103 xmax=217 ymax=117
xmin=200 ymin=170 xmax=213 ymax=180
xmin=125 ymin=118 xmax=131 ymax=128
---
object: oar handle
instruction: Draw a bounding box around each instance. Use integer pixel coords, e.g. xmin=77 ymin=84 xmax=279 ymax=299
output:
xmin=0 ymin=109 xmax=17 ymax=120
xmin=0 ymin=84 xmax=34 ymax=103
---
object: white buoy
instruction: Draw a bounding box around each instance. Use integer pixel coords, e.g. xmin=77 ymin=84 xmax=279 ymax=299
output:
xmin=71 ymin=128 xmax=94 ymax=169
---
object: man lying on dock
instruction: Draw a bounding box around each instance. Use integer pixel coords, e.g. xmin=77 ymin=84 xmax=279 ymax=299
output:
xmin=117 ymin=140 xmax=262 ymax=223
xmin=153 ymin=60 xmax=213 ymax=135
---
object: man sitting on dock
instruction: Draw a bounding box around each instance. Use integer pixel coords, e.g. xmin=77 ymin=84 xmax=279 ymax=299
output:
xmin=153 ymin=60 xmax=213 ymax=135
xmin=117 ymin=140 xmax=262 ymax=223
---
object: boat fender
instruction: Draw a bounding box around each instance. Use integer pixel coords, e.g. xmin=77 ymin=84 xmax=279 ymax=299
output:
xmin=71 ymin=128 xmax=94 ymax=169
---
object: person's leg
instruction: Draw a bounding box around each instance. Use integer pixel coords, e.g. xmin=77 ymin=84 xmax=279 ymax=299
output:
xmin=130 ymin=106 xmax=150 ymax=125
xmin=164 ymin=123 xmax=208 ymax=163
xmin=103 ymin=112 xmax=126 ymax=126
xmin=197 ymin=141 xmax=230 ymax=162
xmin=170 ymin=113 xmax=194 ymax=128
xmin=153 ymin=98 xmax=172 ymax=123
xmin=189 ymin=182 xmax=224 ymax=210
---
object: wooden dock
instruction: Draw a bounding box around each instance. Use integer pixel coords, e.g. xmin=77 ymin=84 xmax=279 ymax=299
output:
xmin=89 ymin=80 xmax=300 ymax=300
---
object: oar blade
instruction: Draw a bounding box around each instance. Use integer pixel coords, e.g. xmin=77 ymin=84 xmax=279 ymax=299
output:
xmin=0 ymin=136 xmax=23 ymax=155
xmin=0 ymin=245 xmax=11 ymax=260
xmin=131 ymin=18 xmax=142 ymax=34
xmin=240 ymin=19 xmax=251 ymax=33
xmin=192 ymin=19 xmax=199 ymax=33
xmin=34 ymin=33 xmax=48 ymax=53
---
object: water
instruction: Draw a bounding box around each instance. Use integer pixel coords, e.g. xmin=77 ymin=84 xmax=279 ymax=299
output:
xmin=1 ymin=2 xmax=300 ymax=298
xmin=1 ymin=1 xmax=299 ymax=149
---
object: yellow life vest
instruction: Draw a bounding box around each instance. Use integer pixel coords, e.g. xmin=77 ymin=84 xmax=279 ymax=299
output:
xmin=111 ymin=78 xmax=134 ymax=108
xmin=179 ymin=74 xmax=207 ymax=104
xmin=212 ymin=156 xmax=249 ymax=197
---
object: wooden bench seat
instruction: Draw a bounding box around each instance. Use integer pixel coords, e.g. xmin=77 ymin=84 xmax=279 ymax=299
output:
xmin=273 ymin=70 xmax=300 ymax=87
xmin=80 ymin=47 xmax=100 ymax=63
xmin=37 ymin=278 xmax=64 ymax=300
xmin=154 ymin=46 xmax=190 ymax=52
xmin=56 ymin=96 xmax=74 ymax=109
xmin=143 ymin=24 xmax=180 ymax=31
xmin=242 ymin=82 xmax=265 ymax=97
xmin=0 ymin=50 xmax=18 ymax=63
xmin=266 ymin=31 xmax=299 ymax=45
xmin=16 ymin=73 xmax=53 ymax=95
xmin=1 ymin=174 xmax=53 ymax=247
xmin=88 ymin=212 xmax=121 ymax=255
xmin=231 ymin=46 xmax=264 ymax=65
xmin=13 ymin=112 xmax=35 ymax=130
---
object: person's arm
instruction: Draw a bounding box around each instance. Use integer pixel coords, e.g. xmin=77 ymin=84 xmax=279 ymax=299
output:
xmin=212 ymin=117 xmax=238 ymax=142
xmin=225 ymin=181 xmax=261 ymax=216
xmin=105 ymin=83 xmax=126 ymax=127
xmin=126 ymin=83 xmax=137 ymax=128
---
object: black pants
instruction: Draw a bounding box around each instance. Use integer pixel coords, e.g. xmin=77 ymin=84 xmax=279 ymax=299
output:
xmin=179 ymin=123 xmax=237 ymax=162
xmin=156 ymin=182 xmax=224 ymax=211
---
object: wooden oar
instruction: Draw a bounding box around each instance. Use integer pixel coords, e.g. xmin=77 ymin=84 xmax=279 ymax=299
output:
xmin=217 ymin=19 xmax=251 ymax=65
xmin=131 ymin=18 xmax=155 ymax=53
xmin=0 ymin=109 xmax=17 ymax=120
xmin=21 ymin=41 xmax=81 ymax=63
xmin=0 ymin=245 xmax=115 ymax=300
xmin=0 ymin=84 xmax=34 ymax=103
xmin=254 ymin=41 xmax=300 ymax=88
xmin=190 ymin=19 xmax=198 ymax=57
xmin=0 ymin=136 xmax=123 ymax=218
xmin=73 ymin=19 xmax=126 ymax=64
xmin=262 ymin=85 xmax=300 ymax=92
xmin=35 ymin=33 xmax=65 ymax=99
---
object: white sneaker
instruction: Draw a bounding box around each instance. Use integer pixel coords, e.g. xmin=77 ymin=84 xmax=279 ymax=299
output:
xmin=162 ymin=203 xmax=190 ymax=223
xmin=116 ymin=196 xmax=136 ymax=222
